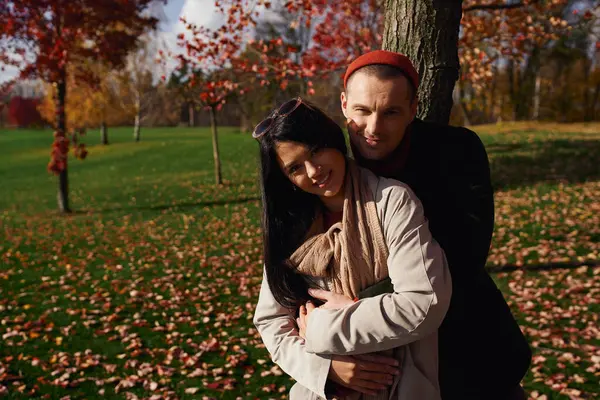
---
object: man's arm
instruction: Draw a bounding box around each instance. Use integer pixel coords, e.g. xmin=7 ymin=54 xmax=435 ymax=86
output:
xmin=437 ymin=127 xmax=494 ymax=283
xmin=303 ymin=183 xmax=452 ymax=355
xmin=253 ymin=271 xmax=331 ymax=398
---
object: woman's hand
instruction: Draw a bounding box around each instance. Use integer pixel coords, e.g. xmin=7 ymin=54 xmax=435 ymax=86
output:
xmin=297 ymin=289 xmax=355 ymax=339
xmin=329 ymin=354 xmax=401 ymax=396
xmin=308 ymin=288 xmax=355 ymax=309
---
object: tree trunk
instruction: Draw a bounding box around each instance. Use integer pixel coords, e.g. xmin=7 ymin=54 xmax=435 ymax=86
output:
xmin=583 ymin=58 xmax=593 ymax=122
xmin=453 ymin=82 xmax=471 ymax=126
xmin=489 ymin=64 xmax=497 ymax=123
xmin=134 ymin=94 xmax=141 ymax=141
xmin=240 ymin=112 xmax=250 ymax=134
xmin=56 ymin=69 xmax=71 ymax=213
xmin=188 ymin=102 xmax=195 ymax=127
xmin=209 ymin=106 xmax=223 ymax=185
xmin=591 ymin=83 xmax=600 ymax=121
xmin=532 ymin=73 xmax=541 ymax=121
xmin=100 ymin=121 xmax=109 ymax=145
xmin=507 ymin=59 xmax=518 ymax=121
xmin=134 ymin=114 xmax=141 ymax=141
xmin=382 ymin=0 xmax=462 ymax=124
xmin=508 ymin=46 xmax=540 ymax=121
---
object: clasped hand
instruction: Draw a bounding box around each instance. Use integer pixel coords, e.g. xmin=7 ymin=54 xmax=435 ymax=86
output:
xmin=296 ymin=288 xmax=401 ymax=397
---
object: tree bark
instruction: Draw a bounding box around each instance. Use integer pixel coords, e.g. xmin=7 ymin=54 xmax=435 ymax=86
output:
xmin=209 ymin=106 xmax=223 ymax=185
xmin=100 ymin=121 xmax=109 ymax=145
xmin=56 ymin=68 xmax=71 ymax=213
xmin=383 ymin=0 xmax=462 ymax=124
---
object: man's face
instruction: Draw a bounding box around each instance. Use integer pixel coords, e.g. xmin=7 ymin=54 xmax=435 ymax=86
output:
xmin=341 ymin=72 xmax=418 ymax=160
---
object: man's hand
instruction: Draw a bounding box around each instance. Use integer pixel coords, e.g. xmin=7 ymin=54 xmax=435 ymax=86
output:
xmin=308 ymin=288 xmax=355 ymax=310
xmin=328 ymin=354 xmax=401 ymax=396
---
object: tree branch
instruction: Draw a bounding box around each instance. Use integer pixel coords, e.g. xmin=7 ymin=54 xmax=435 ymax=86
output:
xmin=463 ymin=1 xmax=538 ymax=13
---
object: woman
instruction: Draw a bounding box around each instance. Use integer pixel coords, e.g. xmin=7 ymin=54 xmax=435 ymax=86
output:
xmin=252 ymin=98 xmax=452 ymax=400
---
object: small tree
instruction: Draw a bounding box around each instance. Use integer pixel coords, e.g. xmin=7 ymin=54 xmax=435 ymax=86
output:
xmin=167 ymin=62 xmax=204 ymax=127
xmin=175 ymin=10 xmax=245 ymax=185
xmin=172 ymin=60 xmax=237 ymax=185
xmin=120 ymin=34 xmax=166 ymax=142
xmin=38 ymin=60 xmax=126 ymax=144
xmin=0 ymin=0 xmax=161 ymax=212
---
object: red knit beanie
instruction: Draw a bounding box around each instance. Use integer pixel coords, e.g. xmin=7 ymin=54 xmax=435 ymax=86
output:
xmin=343 ymin=50 xmax=419 ymax=90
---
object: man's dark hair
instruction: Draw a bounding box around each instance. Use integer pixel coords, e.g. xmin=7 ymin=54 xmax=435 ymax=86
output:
xmin=346 ymin=64 xmax=417 ymax=102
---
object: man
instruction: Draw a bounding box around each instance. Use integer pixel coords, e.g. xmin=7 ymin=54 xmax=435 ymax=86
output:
xmin=338 ymin=50 xmax=531 ymax=399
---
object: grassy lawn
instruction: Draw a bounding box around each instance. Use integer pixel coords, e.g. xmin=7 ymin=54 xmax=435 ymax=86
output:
xmin=1 ymin=123 xmax=599 ymax=399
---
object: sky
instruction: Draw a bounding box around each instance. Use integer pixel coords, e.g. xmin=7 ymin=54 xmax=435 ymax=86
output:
xmin=0 ymin=0 xmax=223 ymax=84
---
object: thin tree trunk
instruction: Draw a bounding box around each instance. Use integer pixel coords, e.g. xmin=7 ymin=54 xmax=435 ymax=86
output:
xmin=209 ymin=106 xmax=222 ymax=185
xmin=507 ymin=59 xmax=518 ymax=121
xmin=532 ymin=73 xmax=541 ymax=121
xmin=489 ymin=64 xmax=497 ymax=122
xmin=583 ymin=59 xmax=593 ymax=122
xmin=238 ymin=97 xmax=251 ymax=133
xmin=560 ymin=67 xmax=571 ymax=122
xmin=134 ymin=113 xmax=141 ymax=142
xmin=591 ymin=83 xmax=600 ymax=121
xmin=188 ymin=102 xmax=195 ymax=127
xmin=382 ymin=0 xmax=462 ymax=124
xmin=56 ymin=68 xmax=70 ymax=213
xmin=134 ymin=93 xmax=141 ymax=142
xmin=498 ymin=86 xmax=505 ymax=123
xmin=100 ymin=121 xmax=109 ymax=145
xmin=453 ymin=82 xmax=471 ymax=126
xmin=240 ymin=112 xmax=250 ymax=134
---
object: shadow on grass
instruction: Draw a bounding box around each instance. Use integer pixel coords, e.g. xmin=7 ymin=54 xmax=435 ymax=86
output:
xmin=488 ymin=139 xmax=600 ymax=190
xmin=85 ymin=196 xmax=261 ymax=215
xmin=488 ymin=260 xmax=600 ymax=273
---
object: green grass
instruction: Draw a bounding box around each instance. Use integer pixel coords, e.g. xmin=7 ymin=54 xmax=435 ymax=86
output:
xmin=1 ymin=124 xmax=599 ymax=399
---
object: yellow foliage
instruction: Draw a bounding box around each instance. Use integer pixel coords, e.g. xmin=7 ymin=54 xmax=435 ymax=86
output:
xmin=38 ymin=61 xmax=129 ymax=131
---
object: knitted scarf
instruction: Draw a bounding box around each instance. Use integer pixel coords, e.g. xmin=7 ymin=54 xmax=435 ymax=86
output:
xmin=290 ymin=160 xmax=389 ymax=299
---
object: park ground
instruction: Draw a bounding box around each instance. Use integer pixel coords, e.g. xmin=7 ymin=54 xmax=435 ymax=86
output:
xmin=0 ymin=123 xmax=599 ymax=399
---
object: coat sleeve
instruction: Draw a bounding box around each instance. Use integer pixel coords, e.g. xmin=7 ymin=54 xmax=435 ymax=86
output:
xmin=304 ymin=182 xmax=452 ymax=355
xmin=253 ymin=270 xmax=331 ymax=398
xmin=437 ymin=127 xmax=494 ymax=284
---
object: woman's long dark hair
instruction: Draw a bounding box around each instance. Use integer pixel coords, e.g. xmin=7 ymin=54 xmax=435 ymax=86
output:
xmin=258 ymin=100 xmax=347 ymax=309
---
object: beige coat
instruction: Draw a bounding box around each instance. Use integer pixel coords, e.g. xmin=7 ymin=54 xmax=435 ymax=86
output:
xmin=253 ymin=168 xmax=452 ymax=400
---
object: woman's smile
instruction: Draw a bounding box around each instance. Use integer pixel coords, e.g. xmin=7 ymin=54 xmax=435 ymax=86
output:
xmin=314 ymin=171 xmax=332 ymax=188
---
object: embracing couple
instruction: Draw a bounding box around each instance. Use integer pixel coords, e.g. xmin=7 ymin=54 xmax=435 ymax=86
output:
xmin=252 ymin=50 xmax=531 ymax=400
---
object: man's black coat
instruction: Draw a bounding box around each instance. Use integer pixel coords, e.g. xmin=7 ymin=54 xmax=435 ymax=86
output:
xmin=354 ymin=118 xmax=532 ymax=400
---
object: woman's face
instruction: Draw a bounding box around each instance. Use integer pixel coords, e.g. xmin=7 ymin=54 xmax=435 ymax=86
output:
xmin=274 ymin=141 xmax=346 ymax=201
